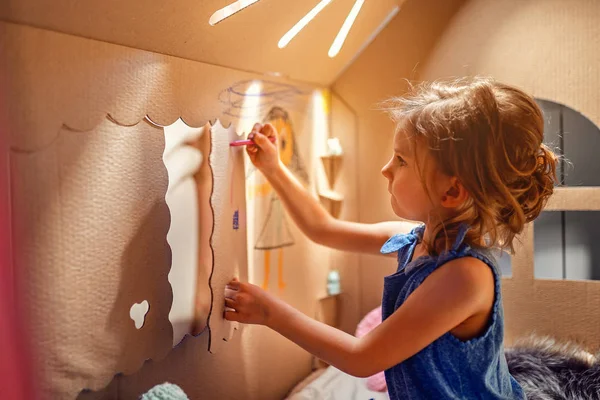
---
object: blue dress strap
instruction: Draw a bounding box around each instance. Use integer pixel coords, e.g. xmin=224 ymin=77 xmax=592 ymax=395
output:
xmin=380 ymin=224 xmax=424 ymax=254
xmin=451 ymin=223 xmax=470 ymax=251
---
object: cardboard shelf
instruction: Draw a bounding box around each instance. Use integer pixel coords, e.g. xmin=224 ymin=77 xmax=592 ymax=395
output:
xmin=318 ymin=190 xmax=344 ymax=219
xmin=320 ymin=154 xmax=343 ymax=189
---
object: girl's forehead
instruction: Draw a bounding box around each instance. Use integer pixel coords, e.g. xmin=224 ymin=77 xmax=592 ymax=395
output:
xmin=393 ymin=129 xmax=416 ymax=155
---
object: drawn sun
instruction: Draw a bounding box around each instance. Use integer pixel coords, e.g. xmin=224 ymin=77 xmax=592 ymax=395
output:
xmin=209 ymin=0 xmax=366 ymax=58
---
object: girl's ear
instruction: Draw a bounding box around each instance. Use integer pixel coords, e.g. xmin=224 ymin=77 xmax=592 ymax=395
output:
xmin=441 ymin=177 xmax=469 ymax=208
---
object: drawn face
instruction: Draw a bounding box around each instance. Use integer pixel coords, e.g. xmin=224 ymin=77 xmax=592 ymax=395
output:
xmin=271 ymin=117 xmax=294 ymax=167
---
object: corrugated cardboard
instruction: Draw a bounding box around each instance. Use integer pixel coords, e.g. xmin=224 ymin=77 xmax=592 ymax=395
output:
xmin=10 ymin=118 xmax=173 ymax=397
xmin=205 ymin=121 xmax=248 ymax=354
xmin=0 ymin=0 xmax=401 ymax=85
xmin=2 ymin=16 xmax=360 ymax=399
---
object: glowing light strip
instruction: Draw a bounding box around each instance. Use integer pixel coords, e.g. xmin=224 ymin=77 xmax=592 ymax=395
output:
xmin=278 ymin=0 xmax=334 ymax=48
xmin=209 ymin=0 xmax=262 ymax=26
xmin=328 ymin=0 xmax=365 ymax=58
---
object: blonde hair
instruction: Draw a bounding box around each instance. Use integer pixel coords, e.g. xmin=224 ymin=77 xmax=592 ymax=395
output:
xmin=383 ymin=77 xmax=558 ymax=254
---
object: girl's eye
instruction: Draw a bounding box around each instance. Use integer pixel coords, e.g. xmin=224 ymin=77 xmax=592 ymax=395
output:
xmin=396 ymin=156 xmax=407 ymax=166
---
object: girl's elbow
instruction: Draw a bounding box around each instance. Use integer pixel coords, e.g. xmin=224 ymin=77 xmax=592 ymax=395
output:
xmin=352 ymin=368 xmax=375 ymax=378
xmin=342 ymin=351 xmax=380 ymax=378
xmin=344 ymin=365 xmax=379 ymax=378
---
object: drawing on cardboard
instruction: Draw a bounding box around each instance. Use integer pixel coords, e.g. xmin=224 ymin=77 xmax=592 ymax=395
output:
xmin=252 ymin=107 xmax=309 ymax=290
xmin=220 ymin=80 xmax=309 ymax=121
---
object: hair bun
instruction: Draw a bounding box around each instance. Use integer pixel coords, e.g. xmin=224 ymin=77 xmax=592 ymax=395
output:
xmin=507 ymin=143 xmax=558 ymax=228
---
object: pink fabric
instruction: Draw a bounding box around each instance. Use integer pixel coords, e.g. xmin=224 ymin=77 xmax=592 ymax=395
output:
xmin=0 ymin=107 xmax=36 ymax=399
xmin=355 ymin=306 xmax=387 ymax=392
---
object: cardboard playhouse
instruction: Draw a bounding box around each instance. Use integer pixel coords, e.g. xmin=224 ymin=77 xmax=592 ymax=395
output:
xmin=2 ymin=0 xmax=600 ymax=398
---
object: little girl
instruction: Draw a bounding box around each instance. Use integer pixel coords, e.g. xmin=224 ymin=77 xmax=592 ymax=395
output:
xmin=224 ymin=77 xmax=557 ymax=399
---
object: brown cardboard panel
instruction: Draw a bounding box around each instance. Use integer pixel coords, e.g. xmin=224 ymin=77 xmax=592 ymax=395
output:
xmin=76 ymin=377 xmax=119 ymax=400
xmin=206 ymin=120 xmax=248 ymax=354
xmin=329 ymin=94 xmax=361 ymax=333
xmin=0 ymin=22 xmax=317 ymax=152
xmin=0 ymin=0 xmax=401 ymax=85
xmin=545 ymin=187 xmax=600 ymax=211
xmin=503 ymin=219 xmax=600 ymax=350
xmin=11 ymin=118 xmax=172 ymax=399
xmin=116 ymin=329 xmax=257 ymax=400
xmin=116 ymin=324 xmax=313 ymax=400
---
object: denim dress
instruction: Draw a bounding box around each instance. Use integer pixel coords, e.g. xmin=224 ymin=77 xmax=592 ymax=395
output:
xmin=379 ymin=224 xmax=525 ymax=399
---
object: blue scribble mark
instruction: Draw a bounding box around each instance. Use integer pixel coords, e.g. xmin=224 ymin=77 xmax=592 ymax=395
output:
xmin=233 ymin=210 xmax=239 ymax=231
xmin=219 ymin=80 xmax=310 ymax=120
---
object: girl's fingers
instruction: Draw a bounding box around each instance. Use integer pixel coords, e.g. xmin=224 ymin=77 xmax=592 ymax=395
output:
xmin=224 ymin=310 xmax=241 ymax=322
xmin=224 ymin=287 xmax=237 ymax=299
xmin=261 ymin=123 xmax=277 ymax=139
xmin=227 ymin=278 xmax=240 ymax=289
xmin=252 ymin=132 xmax=272 ymax=148
xmin=224 ymin=298 xmax=236 ymax=308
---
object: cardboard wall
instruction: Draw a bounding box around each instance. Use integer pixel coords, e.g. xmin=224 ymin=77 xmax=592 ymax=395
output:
xmin=1 ymin=20 xmax=360 ymax=399
xmin=333 ymin=0 xmax=600 ymax=348
xmin=0 ymin=0 xmax=401 ymax=86
xmin=327 ymin=94 xmax=361 ymax=334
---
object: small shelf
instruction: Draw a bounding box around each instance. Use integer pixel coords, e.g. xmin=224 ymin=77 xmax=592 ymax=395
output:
xmin=317 ymin=292 xmax=342 ymax=301
xmin=318 ymin=190 xmax=344 ymax=219
xmin=320 ymin=154 xmax=343 ymax=189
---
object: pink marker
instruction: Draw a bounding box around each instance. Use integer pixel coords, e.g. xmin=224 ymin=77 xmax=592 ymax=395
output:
xmin=229 ymin=136 xmax=276 ymax=147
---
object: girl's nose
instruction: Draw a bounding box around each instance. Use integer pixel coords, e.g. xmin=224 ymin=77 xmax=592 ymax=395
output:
xmin=381 ymin=160 xmax=392 ymax=180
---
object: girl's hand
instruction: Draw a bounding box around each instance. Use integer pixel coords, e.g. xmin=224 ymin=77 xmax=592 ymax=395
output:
xmin=224 ymin=278 xmax=277 ymax=325
xmin=246 ymin=123 xmax=280 ymax=175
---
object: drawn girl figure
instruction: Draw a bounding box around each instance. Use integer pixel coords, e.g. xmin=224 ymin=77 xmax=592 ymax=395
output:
xmin=253 ymin=107 xmax=308 ymax=290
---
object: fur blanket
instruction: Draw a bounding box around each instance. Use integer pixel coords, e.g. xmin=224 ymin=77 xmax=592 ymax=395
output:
xmin=506 ymin=336 xmax=600 ymax=400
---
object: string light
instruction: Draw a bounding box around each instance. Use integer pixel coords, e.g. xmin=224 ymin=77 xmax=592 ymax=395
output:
xmin=209 ymin=0 xmax=262 ymax=26
xmin=328 ymin=0 xmax=364 ymax=57
xmin=209 ymin=0 xmax=369 ymax=58
xmin=278 ymin=0 xmax=334 ymax=49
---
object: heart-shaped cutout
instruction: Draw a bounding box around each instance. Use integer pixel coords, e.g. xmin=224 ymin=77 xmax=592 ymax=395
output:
xmin=130 ymin=300 xmax=150 ymax=329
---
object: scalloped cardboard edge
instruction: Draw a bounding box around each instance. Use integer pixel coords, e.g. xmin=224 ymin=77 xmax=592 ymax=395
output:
xmin=0 ymin=21 xmax=314 ymax=153
xmin=10 ymin=117 xmax=173 ymax=396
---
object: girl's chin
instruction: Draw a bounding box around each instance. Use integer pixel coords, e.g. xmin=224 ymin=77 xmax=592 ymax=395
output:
xmin=391 ymin=200 xmax=418 ymax=221
xmin=391 ymin=199 xmax=404 ymax=218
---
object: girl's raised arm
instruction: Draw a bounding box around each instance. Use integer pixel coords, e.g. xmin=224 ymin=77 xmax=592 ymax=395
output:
xmin=248 ymin=123 xmax=417 ymax=256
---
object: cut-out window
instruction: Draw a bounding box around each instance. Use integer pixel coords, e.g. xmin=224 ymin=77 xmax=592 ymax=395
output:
xmin=533 ymin=99 xmax=600 ymax=281
xmin=536 ymin=99 xmax=600 ymax=186
xmin=535 ymin=211 xmax=600 ymax=281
